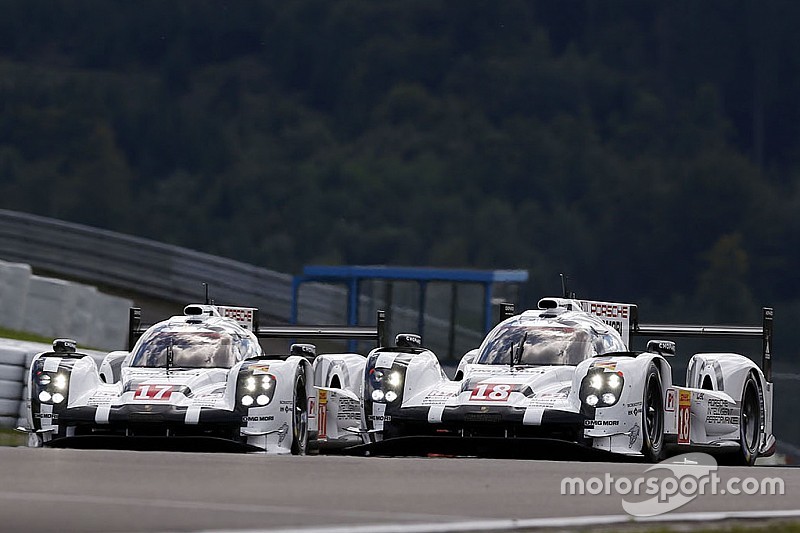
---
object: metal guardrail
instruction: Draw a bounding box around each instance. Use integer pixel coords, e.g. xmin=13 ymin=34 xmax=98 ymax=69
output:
xmin=0 ymin=209 xmax=297 ymax=321
xmin=0 ymin=209 xmax=484 ymax=355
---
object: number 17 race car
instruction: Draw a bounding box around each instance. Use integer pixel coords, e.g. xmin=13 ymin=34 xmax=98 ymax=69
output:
xmin=18 ymin=303 xmax=380 ymax=454
xmin=318 ymin=298 xmax=775 ymax=465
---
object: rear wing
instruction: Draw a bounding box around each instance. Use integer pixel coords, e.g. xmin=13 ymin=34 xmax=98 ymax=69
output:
xmin=127 ymin=306 xmax=387 ymax=351
xmin=631 ymin=306 xmax=774 ymax=382
xmin=573 ymin=299 xmax=774 ymax=381
xmin=257 ymin=309 xmax=386 ymax=347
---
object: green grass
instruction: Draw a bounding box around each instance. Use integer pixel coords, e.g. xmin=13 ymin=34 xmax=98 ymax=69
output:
xmin=0 ymin=428 xmax=26 ymax=447
xmin=0 ymin=327 xmax=53 ymax=345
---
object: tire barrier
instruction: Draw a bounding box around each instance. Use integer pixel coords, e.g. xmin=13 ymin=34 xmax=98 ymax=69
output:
xmin=0 ymin=380 xmax=23 ymax=400
xmin=0 ymin=364 xmax=24 ymax=382
xmin=0 ymin=416 xmax=18 ymax=428
xmin=0 ymin=340 xmax=106 ymax=429
xmin=0 ymin=399 xmax=20 ymax=417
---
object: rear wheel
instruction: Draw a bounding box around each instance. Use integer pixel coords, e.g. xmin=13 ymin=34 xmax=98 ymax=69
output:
xmin=642 ymin=363 xmax=665 ymax=462
xmin=734 ymin=373 xmax=762 ymax=466
xmin=291 ymin=372 xmax=308 ymax=455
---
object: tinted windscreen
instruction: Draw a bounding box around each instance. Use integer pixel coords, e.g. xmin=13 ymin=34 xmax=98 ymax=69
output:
xmin=130 ymin=330 xmax=237 ymax=368
xmin=476 ymin=325 xmax=596 ymax=366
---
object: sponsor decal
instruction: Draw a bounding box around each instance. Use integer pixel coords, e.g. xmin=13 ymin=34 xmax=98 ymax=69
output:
xmin=626 ymin=400 xmax=642 ymax=416
xmin=705 ymin=397 xmax=740 ymax=425
xmin=35 ymin=413 xmax=58 ymax=420
xmin=133 ymin=384 xmax=175 ymax=401
xmin=587 ymin=302 xmax=629 ymax=320
xmin=192 ymin=398 xmax=218 ymax=407
xmin=469 ymin=383 xmax=515 ymax=401
xmin=219 ymin=306 xmax=256 ymax=330
xmin=422 ymin=390 xmax=456 ymax=405
xmin=308 ymin=396 xmax=316 ymax=419
xmin=337 ymin=398 xmax=360 ymax=421
xmin=592 ymin=361 xmax=618 ymax=371
xmin=629 ymin=423 xmax=640 ymax=448
xmin=585 ymin=419 xmax=620 ymax=427
xmin=678 ymin=390 xmax=691 ymax=444
xmin=528 ymin=399 xmax=558 ymax=408
xmin=242 ymin=415 xmax=274 ymax=422
xmin=665 ymin=389 xmax=676 ymax=412
xmin=250 ymin=364 xmax=271 ymax=375
xmin=368 ymin=415 xmax=392 ymax=422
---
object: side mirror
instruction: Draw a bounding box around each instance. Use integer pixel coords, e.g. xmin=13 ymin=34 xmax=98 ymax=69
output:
xmin=290 ymin=343 xmax=317 ymax=360
xmin=395 ymin=333 xmax=422 ymax=348
xmin=53 ymin=339 xmax=77 ymax=354
xmin=646 ymin=339 xmax=676 ymax=357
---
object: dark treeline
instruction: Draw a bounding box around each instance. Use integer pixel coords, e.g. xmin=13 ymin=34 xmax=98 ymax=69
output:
xmin=2 ymin=1 xmax=800 ymax=339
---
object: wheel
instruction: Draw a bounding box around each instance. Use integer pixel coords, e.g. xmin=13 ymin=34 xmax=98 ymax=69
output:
xmin=735 ymin=373 xmax=762 ymax=466
xmin=290 ymin=371 xmax=308 ymax=455
xmin=642 ymin=363 xmax=665 ymax=462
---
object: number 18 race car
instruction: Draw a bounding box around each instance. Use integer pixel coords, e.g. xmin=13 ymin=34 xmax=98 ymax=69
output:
xmin=317 ymin=298 xmax=775 ymax=465
xmin=18 ymin=303 xmax=380 ymax=454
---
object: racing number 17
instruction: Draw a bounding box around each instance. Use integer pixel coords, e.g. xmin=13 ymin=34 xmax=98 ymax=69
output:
xmin=134 ymin=384 xmax=174 ymax=401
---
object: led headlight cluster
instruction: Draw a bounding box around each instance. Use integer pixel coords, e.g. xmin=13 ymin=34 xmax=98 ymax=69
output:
xmin=580 ymin=369 xmax=624 ymax=408
xmin=34 ymin=370 xmax=68 ymax=404
xmin=238 ymin=373 xmax=277 ymax=407
xmin=367 ymin=367 xmax=403 ymax=404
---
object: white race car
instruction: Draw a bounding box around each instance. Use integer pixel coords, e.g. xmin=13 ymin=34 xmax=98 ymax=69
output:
xmin=317 ymin=298 xmax=775 ymax=465
xmin=19 ymin=303 xmax=379 ymax=454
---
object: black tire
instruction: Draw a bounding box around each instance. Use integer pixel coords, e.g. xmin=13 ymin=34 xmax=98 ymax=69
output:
xmin=642 ymin=363 xmax=665 ymax=462
xmin=290 ymin=371 xmax=308 ymax=455
xmin=735 ymin=373 xmax=762 ymax=466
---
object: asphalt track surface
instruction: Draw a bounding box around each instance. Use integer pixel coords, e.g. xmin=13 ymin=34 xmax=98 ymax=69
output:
xmin=0 ymin=446 xmax=798 ymax=533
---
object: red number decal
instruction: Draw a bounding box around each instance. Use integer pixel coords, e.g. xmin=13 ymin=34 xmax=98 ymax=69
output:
xmin=133 ymin=384 xmax=175 ymax=401
xmin=470 ymin=384 xmax=513 ymax=401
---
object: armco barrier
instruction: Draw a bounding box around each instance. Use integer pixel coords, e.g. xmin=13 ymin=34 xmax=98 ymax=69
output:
xmin=0 ymin=209 xmax=485 ymax=356
xmin=0 ymin=209 xmax=297 ymax=322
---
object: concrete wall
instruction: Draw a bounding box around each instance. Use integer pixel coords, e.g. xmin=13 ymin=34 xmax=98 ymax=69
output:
xmin=0 ymin=259 xmax=132 ymax=351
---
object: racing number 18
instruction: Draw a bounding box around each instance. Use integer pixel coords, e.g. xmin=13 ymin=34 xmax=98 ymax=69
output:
xmin=470 ymin=384 xmax=513 ymax=401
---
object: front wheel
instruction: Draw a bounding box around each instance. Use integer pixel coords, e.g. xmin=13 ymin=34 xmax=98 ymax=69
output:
xmin=642 ymin=363 xmax=665 ymax=462
xmin=290 ymin=372 xmax=308 ymax=455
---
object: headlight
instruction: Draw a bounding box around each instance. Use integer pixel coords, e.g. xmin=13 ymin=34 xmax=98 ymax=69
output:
xmin=238 ymin=371 xmax=276 ymax=408
xmin=387 ymin=372 xmax=402 ymax=387
xmin=580 ymin=370 xmax=624 ymax=408
xmin=33 ymin=368 xmax=70 ymax=405
xmin=53 ymin=374 xmax=68 ymax=390
xmin=366 ymin=364 xmax=404 ymax=404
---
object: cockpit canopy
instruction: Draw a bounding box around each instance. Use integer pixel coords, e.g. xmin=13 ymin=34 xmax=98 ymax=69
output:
xmin=476 ymin=321 xmax=627 ymax=366
xmin=130 ymin=323 xmax=261 ymax=368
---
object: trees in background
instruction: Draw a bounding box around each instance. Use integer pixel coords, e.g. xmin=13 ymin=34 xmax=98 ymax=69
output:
xmin=0 ymin=0 xmax=798 ymax=327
